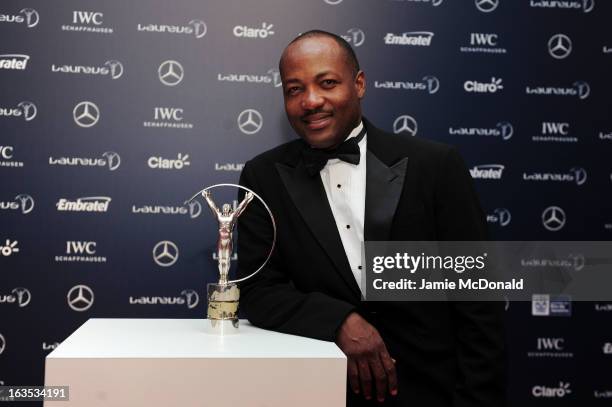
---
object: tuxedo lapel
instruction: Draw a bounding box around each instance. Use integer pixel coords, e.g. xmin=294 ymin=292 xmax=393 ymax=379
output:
xmin=276 ymin=160 xmax=362 ymax=298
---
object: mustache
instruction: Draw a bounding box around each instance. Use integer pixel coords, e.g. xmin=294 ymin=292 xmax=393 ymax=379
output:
xmin=301 ymin=109 xmax=332 ymax=121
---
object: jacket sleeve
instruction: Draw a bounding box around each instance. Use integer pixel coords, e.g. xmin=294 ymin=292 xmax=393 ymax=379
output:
xmin=236 ymin=160 xmax=356 ymax=342
xmin=434 ymin=148 xmax=507 ymax=407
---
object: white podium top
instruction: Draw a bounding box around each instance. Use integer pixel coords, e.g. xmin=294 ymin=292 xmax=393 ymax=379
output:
xmin=47 ymin=318 xmax=345 ymax=359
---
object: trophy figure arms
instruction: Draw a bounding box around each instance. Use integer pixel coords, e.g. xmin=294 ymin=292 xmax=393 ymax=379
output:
xmin=202 ymin=190 xmax=254 ymax=284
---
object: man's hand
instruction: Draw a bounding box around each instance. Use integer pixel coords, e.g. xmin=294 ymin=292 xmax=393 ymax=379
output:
xmin=336 ymin=312 xmax=398 ymax=402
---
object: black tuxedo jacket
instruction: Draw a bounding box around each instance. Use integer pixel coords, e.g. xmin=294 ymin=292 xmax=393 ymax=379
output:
xmin=237 ymin=119 xmax=506 ymax=407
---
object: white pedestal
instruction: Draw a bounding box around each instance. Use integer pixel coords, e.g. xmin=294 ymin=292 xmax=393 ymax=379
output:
xmin=44 ymin=319 xmax=346 ymax=407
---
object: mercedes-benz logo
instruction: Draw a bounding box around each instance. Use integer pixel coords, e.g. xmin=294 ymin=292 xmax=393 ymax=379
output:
xmin=104 ymin=60 xmax=124 ymax=79
xmin=324 ymin=0 xmax=343 ymax=4
xmin=181 ymin=289 xmax=200 ymax=309
xmin=345 ymin=28 xmax=365 ymax=47
xmin=542 ymin=206 xmax=566 ymax=231
xmin=237 ymin=109 xmax=263 ymax=135
xmin=475 ymin=0 xmax=499 ymax=13
xmin=11 ymin=287 xmax=31 ymax=307
xmin=153 ymin=240 xmax=179 ymax=267
xmin=393 ymin=115 xmax=418 ymax=136
xmin=573 ymin=81 xmax=590 ymax=100
xmin=67 ymin=285 xmax=94 ymax=312
xmin=15 ymin=194 xmax=34 ymax=214
xmin=17 ymin=101 xmax=37 ymax=121
xmin=73 ymin=101 xmax=100 ymax=128
xmin=188 ymin=19 xmax=207 ymax=38
xmin=422 ymin=75 xmax=440 ymax=94
xmin=548 ymin=34 xmax=572 ymax=59
xmin=102 ymin=151 xmax=121 ymax=171
xmin=496 ymin=121 xmax=513 ymax=140
xmin=0 ymin=334 xmax=5 ymax=355
xmin=158 ymin=60 xmax=184 ymax=86
xmin=20 ymin=8 xmax=39 ymax=28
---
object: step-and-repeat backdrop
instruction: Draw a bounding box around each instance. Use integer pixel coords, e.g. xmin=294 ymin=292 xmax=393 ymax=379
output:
xmin=1 ymin=0 xmax=611 ymax=405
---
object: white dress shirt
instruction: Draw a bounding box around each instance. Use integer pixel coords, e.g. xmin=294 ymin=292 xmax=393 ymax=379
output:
xmin=319 ymin=121 xmax=366 ymax=292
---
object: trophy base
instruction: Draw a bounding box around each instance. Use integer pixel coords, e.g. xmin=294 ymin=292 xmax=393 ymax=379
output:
xmin=206 ymin=318 xmax=239 ymax=335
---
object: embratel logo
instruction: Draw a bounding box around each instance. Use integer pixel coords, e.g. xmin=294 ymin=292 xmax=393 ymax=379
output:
xmin=0 ymin=54 xmax=29 ymax=70
xmin=56 ymin=197 xmax=111 ymax=213
xmin=0 ymin=287 xmax=31 ymax=307
xmin=143 ymin=107 xmax=194 ymax=129
xmin=548 ymin=34 xmax=572 ymax=59
xmin=233 ymin=22 xmax=275 ymax=39
xmin=384 ymin=31 xmax=434 ymax=46
xmin=51 ymin=60 xmax=123 ymax=79
xmin=73 ymin=101 xmax=100 ymax=127
xmin=532 ymin=382 xmax=572 ymax=398
xmin=158 ymin=60 xmax=184 ymax=86
xmin=341 ymin=28 xmax=365 ymax=47
xmin=464 ymin=77 xmax=503 ymax=93
xmin=523 ymin=167 xmax=587 ymax=185
xmin=67 ymin=285 xmax=94 ymax=311
xmin=0 ymin=239 xmax=19 ymax=257
xmin=0 ymin=146 xmax=24 ymax=168
xmin=49 ymin=151 xmax=120 ymax=171
xmin=0 ymin=8 xmax=40 ymax=28
xmin=62 ymin=10 xmax=113 ymax=34
xmin=153 ymin=240 xmax=179 ymax=267
xmin=148 ymin=154 xmax=190 ymax=170
xmin=55 ymin=241 xmax=106 ymax=263
xmin=0 ymin=194 xmax=35 ymax=214
xmin=215 ymin=163 xmax=245 ymax=172
xmin=129 ymin=289 xmax=199 ymax=309
xmin=460 ymin=32 xmax=507 ymax=54
xmin=393 ymin=115 xmax=418 ymax=136
xmin=526 ymin=80 xmax=590 ymax=99
xmin=137 ymin=19 xmax=207 ymax=38
xmin=532 ymin=294 xmax=572 ymax=316
xmin=217 ymin=68 xmax=282 ymax=87
xmin=0 ymin=101 xmax=37 ymax=121
xmin=533 ymin=121 xmax=577 ymax=143
xmin=528 ymin=337 xmax=573 ymax=358
xmin=530 ymin=0 xmax=594 ymax=13
xmin=374 ymin=76 xmax=440 ymax=94
xmin=132 ymin=200 xmax=202 ymax=219
xmin=449 ymin=121 xmax=513 ymax=140
xmin=469 ymin=164 xmax=504 ymax=179
xmin=475 ymin=0 xmax=499 ymax=12
xmin=487 ymin=208 xmax=511 ymax=226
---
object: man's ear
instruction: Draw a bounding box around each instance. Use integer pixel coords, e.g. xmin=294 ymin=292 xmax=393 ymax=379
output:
xmin=355 ymin=70 xmax=366 ymax=99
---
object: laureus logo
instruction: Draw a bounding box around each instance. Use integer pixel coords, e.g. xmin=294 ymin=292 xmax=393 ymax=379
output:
xmin=341 ymin=28 xmax=365 ymax=47
xmin=0 ymin=8 xmax=40 ymax=28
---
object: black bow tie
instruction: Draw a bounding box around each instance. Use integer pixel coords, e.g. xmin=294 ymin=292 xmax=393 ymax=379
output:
xmin=302 ymin=127 xmax=366 ymax=176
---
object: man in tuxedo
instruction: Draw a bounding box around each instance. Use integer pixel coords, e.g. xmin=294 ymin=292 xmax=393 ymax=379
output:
xmin=237 ymin=30 xmax=505 ymax=406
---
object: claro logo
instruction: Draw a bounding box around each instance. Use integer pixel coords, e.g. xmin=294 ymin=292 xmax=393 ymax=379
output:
xmin=532 ymin=382 xmax=572 ymax=398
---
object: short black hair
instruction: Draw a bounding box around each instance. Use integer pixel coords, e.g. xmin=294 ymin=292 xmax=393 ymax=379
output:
xmin=280 ymin=29 xmax=361 ymax=77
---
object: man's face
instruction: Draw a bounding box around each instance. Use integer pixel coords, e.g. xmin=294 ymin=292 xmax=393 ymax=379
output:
xmin=280 ymin=36 xmax=365 ymax=149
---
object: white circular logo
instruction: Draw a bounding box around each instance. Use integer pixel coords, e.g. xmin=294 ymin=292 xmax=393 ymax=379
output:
xmin=181 ymin=289 xmax=200 ymax=309
xmin=0 ymin=334 xmax=5 ymax=355
xmin=494 ymin=208 xmax=512 ymax=227
xmin=11 ymin=287 xmax=31 ymax=307
xmin=345 ymin=28 xmax=365 ymax=47
xmin=188 ymin=200 xmax=202 ymax=219
xmin=393 ymin=115 xmax=418 ymax=136
xmin=432 ymin=0 xmax=444 ymax=6
xmin=583 ymin=0 xmax=595 ymax=13
xmin=422 ymin=75 xmax=440 ymax=94
xmin=570 ymin=167 xmax=587 ymax=186
xmin=324 ymin=0 xmax=343 ymax=4
xmin=496 ymin=121 xmax=514 ymax=140
xmin=73 ymin=101 xmax=100 ymax=128
xmin=542 ymin=206 xmax=566 ymax=231
xmin=188 ymin=19 xmax=207 ymax=38
xmin=237 ymin=109 xmax=263 ymax=135
xmin=67 ymin=285 xmax=94 ymax=312
xmin=573 ymin=81 xmax=590 ymax=100
xmin=548 ymin=34 xmax=572 ymax=59
xmin=153 ymin=240 xmax=179 ymax=267
xmin=158 ymin=60 xmax=184 ymax=86
xmin=475 ymin=0 xmax=499 ymax=13
xmin=19 ymin=8 xmax=39 ymax=28
xmin=102 ymin=151 xmax=121 ymax=171
xmin=17 ymin=101 xmax=37 ymax=121
xmin=14 ymin=194 xmax=34 ymax=214
xmin=104 ymin=60 xmax=124 ymax=79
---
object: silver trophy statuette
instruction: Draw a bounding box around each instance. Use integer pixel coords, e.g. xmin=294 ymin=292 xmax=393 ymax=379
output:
xmin=186 ymin=184 xmax=276 ymax=335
